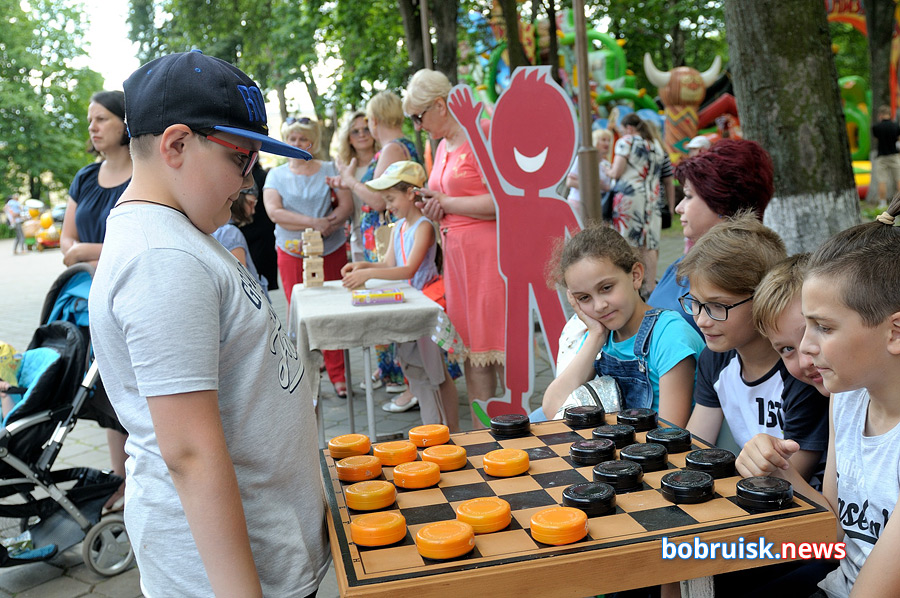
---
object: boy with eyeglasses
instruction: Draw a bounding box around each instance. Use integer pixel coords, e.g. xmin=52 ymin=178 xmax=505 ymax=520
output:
xmin=89 ymin=51 xmax=328 ymax=598
xmin=677 ymin=213 xmax=827 ymax=485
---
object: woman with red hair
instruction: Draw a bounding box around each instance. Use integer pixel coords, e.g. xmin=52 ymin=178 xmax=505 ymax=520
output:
xmin=648 ymin=139 xmax=774 ymax=331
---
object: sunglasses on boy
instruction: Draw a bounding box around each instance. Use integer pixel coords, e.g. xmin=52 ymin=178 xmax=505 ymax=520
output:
xmin=201 ymin=132 xmax=259 ymax=178
xmin=678 ymin=293 xmax=753 ymax=322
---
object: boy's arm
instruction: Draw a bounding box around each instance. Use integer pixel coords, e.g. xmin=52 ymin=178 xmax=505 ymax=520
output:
xmin=852 ymin=496 xmax=900 ymax=597
xmin=148 ymin=390 xmax=263 ymax=598
xmin=686 ymin=405 xmax=724 ymax=445
xmin=657 ymin=356 xmax=695 ymax=428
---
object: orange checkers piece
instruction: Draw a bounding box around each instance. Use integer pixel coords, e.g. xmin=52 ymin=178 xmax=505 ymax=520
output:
xmin=328 ymin=434 xmax=371 ymax=460
xmin=456 ymin=497 xmax=512 ymax=534
xmin=373 ymin=440 xmax=418 ymax=466
xmin=393 ymin=461 xmax=441 ymax=489
xmin=482 ymin=448 xmax=530 ymax=477
xmin=529 ymin=507 xmax=589 ymax=546
xmin=408 ymin=424 xmax=451 ymax=447
xmin=415 ymin=520 xmax=476 ymax=560
xmin=335 ymin=455 xmax=383 ymax=483
xmin=349 ymin=512 xmax=407 ymax=547
xmin=422 ymin=444 xmax=468 ymax=471
xmin=345 ymin=480 xmax=397 ymax=511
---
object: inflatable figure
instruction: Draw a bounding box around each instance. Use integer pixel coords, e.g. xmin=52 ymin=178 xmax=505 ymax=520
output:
xmin=644 ymin=54 xmax=721 ymax=158
xmin=448 ymin=67 xmax=581 ymax=418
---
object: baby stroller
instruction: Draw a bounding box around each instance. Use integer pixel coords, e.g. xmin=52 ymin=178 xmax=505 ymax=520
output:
xmin=0 ymin=266 xmax=133 ymax=575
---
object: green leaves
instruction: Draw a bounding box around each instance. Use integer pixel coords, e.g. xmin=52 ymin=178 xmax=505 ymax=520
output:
xmin=0 ymin=0 xmax=100 ymax=199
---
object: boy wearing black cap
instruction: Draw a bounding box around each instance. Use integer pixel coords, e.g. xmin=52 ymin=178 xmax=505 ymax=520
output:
xmin=88 ymin=51 xmax=328 ymax=598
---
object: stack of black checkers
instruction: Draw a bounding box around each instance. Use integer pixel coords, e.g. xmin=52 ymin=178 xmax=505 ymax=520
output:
xmin=564 ymin=405 xmax=605 ymax=429
xmin=592 ymin=460 xmax=643 ymax=493
xmin=592 ymin=424 xmax=635 ymax=448
xmin=616 ymin=408 xmax=658 ymax=431
xmin=661 ymin=470 xmax=715 ymax=504
xmin=737 ymin=476 xmax=794 ymax=511
xmin=562 ymin=482 xmax=616 ymax=516
xmin=569 ymin=438 xmax=616 ymax=465
xmin=620 ymin=443 xmax=668 ymax=472
xmin=685 ymin=448 xmax=737 ymax=478
xmin=645 ymin=427 xmax=692 ymax=453
xmin=490 ymin=414 xmax=530 ymax=439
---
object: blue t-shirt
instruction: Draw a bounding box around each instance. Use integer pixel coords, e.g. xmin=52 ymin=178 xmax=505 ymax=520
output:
xmin=601 ymin=310 xmax=705 ymax=412
xmin=648 ymin=255 xmax=700 ymax=334
xmin=68 ymin=162 xmax=130 ymax=244
xmin=212 ymin=222 xmax=270 ymax=301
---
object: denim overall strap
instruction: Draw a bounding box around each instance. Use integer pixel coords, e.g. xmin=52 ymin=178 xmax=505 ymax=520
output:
xmin=592 ymin=308 xmax=665 ymax=410
xmin=633 ymin=308 xmax=664 ymax=368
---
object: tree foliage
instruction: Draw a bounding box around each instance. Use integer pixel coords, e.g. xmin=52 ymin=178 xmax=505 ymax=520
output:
xmin=0 ymin=0 xmax=102 ymax=200
xmin=590 ymin=0 xmax=729 ymax=92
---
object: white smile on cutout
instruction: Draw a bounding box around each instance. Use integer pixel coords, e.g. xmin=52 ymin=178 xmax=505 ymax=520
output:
xmin=513 ymin=146 xmax=548 ymax=173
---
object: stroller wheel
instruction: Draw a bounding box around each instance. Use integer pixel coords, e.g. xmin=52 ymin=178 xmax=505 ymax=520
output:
xmin=82 ymin=514 xmax=134 ymax=576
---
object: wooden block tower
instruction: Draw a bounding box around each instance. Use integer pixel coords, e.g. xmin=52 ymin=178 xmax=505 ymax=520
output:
xmin=301 ymin=228 xmax=325 ymax=288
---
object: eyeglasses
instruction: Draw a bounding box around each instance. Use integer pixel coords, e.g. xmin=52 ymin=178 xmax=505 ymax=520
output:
xmin=409 ymin=104 xmax=434 ymax=126
xmin=202 ymin=134 xmax=259 ymax=178
xmin=285 ymin=116 xmax=313 ymax=125
xmin=678 ymin=293 xmax=753 ymax=322
xmin=349 ymin=127 xmax=370 ymax=137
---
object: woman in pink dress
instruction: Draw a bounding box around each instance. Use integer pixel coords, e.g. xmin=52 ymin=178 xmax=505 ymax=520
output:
xmin=403 ymin=69 xmax=506 ymax=426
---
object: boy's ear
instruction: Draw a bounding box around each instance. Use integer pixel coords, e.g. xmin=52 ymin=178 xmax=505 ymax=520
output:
xmin=887 ymin=311 xmax=900 ymax=355
xmin=158 ymin=125 xmax=193 ymax=169
xmin=631 ymin=262 xmax=645 ymax=290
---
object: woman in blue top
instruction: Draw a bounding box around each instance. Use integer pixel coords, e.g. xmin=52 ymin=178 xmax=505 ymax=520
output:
xmin=648 ymin=139 xmax=774 ymax=332
xmin=60 ymin=90 xmax=132 ymax=512
xmin=61 ymin=91 xmax=132 ymax=267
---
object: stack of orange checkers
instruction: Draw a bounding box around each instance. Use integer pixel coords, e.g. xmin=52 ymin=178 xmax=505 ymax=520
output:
xmin=482 ymin=448 xmax=530 ymax=477
xmin=328 ymin=434 xmax=371 ymax=459
xmin=530 ymin=506 xmax=589 ymax=545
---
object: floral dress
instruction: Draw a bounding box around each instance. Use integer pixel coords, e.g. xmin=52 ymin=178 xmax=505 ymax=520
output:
xmin=611 ymin=134 xmax=664 ymax=250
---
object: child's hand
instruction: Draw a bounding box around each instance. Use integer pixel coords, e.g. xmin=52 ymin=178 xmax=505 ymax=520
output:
xmin=416 ymin=191 xmax=446 ymax=221
xmin=736 ymin=434 xmax=800 ymax=478
xmin=0 ymin=381 xmax=9 ymax=393
xmin=342 ymin=269 xmax=370 ymax=289
xmin=566 ymin=290 xmax=608 ymax=338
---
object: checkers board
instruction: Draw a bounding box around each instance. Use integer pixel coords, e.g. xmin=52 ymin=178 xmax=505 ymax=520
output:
xmin=320 ymin=417 xmax=836 ymax=598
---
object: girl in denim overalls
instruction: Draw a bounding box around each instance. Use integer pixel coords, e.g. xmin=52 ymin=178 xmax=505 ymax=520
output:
xmin=541 ymin=226 xmax=704 ymax=427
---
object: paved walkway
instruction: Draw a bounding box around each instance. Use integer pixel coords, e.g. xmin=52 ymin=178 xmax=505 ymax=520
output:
xmin=0 ymin=225 xmax=685 ymax=597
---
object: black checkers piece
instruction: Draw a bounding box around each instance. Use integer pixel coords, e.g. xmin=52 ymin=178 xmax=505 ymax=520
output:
xmin=660 ymin=471 xmax=715 ymax=504
xmin=737 ymin=476 xmax=794 ymax=511
xmin=569 ymin=438 xmax=616 ymax=466
xmin=592 ymin=424 xmax=636 ymax=449
xmin=564 ymin=405 xmax=605 ymax=429
xmin=490 ymin=414 xmax=530 ymax=439
xmin=562 ymin=482 xmax=616 ymax=516
xmin=593 ymin=460 xmax=643 ymax=492
xmin=645 ymin=427 xmax=692 ymax=453
xmin=619 ymin=443 xmax=668 ymax=472
xmin=685 ymin=448 xmax=737 ymax=479
xmin=616 ymin=408 xmax=658 ymax=431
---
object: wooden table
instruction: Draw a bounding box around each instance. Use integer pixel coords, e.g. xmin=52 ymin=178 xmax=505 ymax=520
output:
xmin=290 ymin=280 xmax=445 ymax=445
xmin=321 ymin=418 xmax=837 ymax=597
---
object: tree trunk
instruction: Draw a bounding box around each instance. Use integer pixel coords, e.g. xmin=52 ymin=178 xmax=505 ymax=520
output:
xmin=546 ymin=1 xmax=561 ymax=85
xmin=498 ymin=0 xmax=529 ymax=71
xmin=723 ymin=0 xmax=859 ymax=254
xmin=862 ymin=0 xmax=894 ymax=112
xmin=397 ymin=0 xmax=426 ymax=75
xmin=431 ymin=0 xmax=458 ymax=83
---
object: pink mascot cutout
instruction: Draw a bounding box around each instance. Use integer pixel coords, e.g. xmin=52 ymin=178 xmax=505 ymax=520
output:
xmin=448 ymin=66 xmax=582 ymax=418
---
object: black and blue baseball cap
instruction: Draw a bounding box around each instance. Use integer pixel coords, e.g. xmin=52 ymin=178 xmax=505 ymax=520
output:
xmin=123 ymin=50 xmax=311 ymax=160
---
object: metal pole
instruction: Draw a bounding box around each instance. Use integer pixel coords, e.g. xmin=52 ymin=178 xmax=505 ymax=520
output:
xmin=573 ymin=0 xmax=601 ymax=225
xmin=420 ymin=0 xmax=433 ymax=69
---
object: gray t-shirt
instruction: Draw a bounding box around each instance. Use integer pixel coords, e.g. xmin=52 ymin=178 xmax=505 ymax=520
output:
xmin=89 ymin=205 xmax=329 ymax=597
xmin=212 ymin=222 xmax=269 ymax=301
xmin=264 ymin=161 xmax=347 ymax=257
